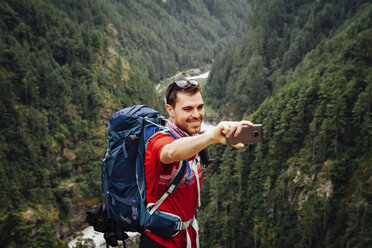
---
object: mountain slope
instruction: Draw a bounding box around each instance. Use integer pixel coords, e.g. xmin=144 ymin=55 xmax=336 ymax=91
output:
xmin=50 ymin=0 xmax=251 ymax=82
xmin=0 ymin=0 xmax=252 ymax=246
xmin=0 ymin=0 xmax=161 ymax=246
xmin=204 ymin=0 xmax=370 ymax=118
xmin=199 ymin=3 xmax=372 ymax=247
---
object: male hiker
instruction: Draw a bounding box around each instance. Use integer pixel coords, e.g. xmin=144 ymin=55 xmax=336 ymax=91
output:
xmin=140 ymin=78 xmax=253 ymax=248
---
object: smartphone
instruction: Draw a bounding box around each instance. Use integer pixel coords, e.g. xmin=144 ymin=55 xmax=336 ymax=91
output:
xmin=226 ymin=124 xmax=263 ymax=144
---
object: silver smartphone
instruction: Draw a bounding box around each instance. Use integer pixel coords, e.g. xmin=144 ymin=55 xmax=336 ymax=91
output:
xmin=226 ymin=124 xmax=263 ymax=144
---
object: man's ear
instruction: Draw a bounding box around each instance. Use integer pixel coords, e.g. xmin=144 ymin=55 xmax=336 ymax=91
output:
xmin=165 ymin=104 xmax=174 ymax=118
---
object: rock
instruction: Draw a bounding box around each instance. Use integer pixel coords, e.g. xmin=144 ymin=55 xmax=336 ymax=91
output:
xmin=63 ymin=148 xmax=76 ymax=161
xmin=85 ymin=238 xmax=96 ymax=248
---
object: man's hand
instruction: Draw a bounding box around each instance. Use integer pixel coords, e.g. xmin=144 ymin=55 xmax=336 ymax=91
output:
xmin=210 ymin=120 xmax=254 ymax=149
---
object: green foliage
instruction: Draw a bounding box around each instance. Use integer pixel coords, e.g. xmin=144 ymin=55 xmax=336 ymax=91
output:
xmin=204 ymin=0 xmax=371 ymax=119
xmin=34 ymin=223 xmax=60 ymax=248
xmin=49 ymin=0 xmax=251 ymax=82
xmin=0 ymin=209 xmax=33 ymax=248
xmin=200 ymin=2 xmax=372 ymax=247
xmin=0 ymin=0 xmax=168 ymax=246
xmin=1 ymin=0 xmax=371 ymax=247
xmin=0 ymin=0 xmax=250 ymax=246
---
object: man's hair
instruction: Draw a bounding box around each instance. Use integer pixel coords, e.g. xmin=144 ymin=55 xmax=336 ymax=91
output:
xmin=165 ymin=78 xmax=202 ymax=108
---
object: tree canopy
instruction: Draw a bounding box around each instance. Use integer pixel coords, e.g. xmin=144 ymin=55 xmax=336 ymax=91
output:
xmin=200 ymin=1 xmax=372 ymax=247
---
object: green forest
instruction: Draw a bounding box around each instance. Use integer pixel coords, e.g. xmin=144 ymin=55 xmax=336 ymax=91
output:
xmin=200 ymin=0 xmax=372 ymax=247
xmin=50 ymin=0 xmax=250 ymax=82
xmin=0 ymin=0 xmax=371 ymax=247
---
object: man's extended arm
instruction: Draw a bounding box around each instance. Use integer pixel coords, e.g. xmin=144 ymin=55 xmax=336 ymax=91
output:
xmin=160 ymin=121 xmax=253 ymax=164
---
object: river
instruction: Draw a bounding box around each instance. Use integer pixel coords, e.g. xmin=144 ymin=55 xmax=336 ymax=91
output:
xmin=186 ymin=71 xmax=210 ymax=80
xmin=68 ymin=226 xmax=138 ymax=248
xmin=68 ymin=226 xmax=106 ymax=248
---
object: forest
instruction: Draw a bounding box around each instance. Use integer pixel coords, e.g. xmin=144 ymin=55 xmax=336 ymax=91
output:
xmin=50 ymin=0 xmax=250 ymax=82
xmin=0 ymin=0 xmax=371 ymax=247
xmin=0 ymin=0 xmax=250 ymax=247
xmin=201 ymin=0 xmax=371 ymax=247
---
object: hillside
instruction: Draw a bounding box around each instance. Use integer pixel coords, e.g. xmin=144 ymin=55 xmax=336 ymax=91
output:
xmin=50 ymin=0 xmax=251 ymax=82
xmin=0 ymin=0 xmax=159 ymax=246
xmin=1 ymin=0 xmax=371 ymax=247
xmin=204 ymin=0 xmax=370 ymax=118
xmin=0 ymin=0 xmax=251 ymax=247
xmin=199 ymin=1 xmax=372 ymax=247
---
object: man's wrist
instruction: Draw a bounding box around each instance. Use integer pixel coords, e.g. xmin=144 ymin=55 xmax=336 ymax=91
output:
xmin=203 ymin=130 xmax=218 ymax=146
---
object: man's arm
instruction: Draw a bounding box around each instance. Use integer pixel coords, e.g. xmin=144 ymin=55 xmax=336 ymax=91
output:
xmin=160 ymin=120 xmax=253 ymax=164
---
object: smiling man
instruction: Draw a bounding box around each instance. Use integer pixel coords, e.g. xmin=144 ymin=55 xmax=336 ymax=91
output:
xmin=141 ymin=78 xmax=253 ymax=248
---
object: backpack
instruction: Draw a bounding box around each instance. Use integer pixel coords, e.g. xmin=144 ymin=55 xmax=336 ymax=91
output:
xmin=85 ymin=105 xmax=192 ymax=247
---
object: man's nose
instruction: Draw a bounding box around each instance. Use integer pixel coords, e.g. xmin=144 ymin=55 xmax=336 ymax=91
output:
xmin=191 ymin=108 xmax=201 ymax=118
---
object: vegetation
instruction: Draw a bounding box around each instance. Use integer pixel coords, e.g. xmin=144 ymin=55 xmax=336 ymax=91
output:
xmin=0 ymin=0 xmax=160 ymax=246
xmin=50 ymin=0 xmax=251 ymax=82
xmin=0 ymin=0 xmax=371 ymax=247
xmin=0 ymin=0 xmax=250 ymax=246
xmin=204 ymin=0 xmax=370 ymax=118
xmin=200 ymin=1 xmax=372 ymax=247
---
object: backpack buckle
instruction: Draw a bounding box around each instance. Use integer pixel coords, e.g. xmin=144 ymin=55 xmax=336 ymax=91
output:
xmin=103 ymin=148 xmax=111 ymax=162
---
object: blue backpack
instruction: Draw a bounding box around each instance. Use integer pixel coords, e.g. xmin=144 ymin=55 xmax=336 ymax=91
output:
xmin=88 ymin=105 xmax=190 ymax=247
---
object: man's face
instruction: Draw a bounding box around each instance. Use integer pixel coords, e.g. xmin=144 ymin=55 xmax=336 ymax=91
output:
xmin=166 ymin=91 xmax=204 ymax=134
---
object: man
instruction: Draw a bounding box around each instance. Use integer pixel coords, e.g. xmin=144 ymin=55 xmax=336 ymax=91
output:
xmin=140 ymin=78 xmax=253 ymax=248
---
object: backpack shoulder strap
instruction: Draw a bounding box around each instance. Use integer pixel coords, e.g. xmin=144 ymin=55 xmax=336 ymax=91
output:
xmin=147 ymin=129 xmax=188 ymax=215
xmin=148 ymin=160 xmax=187 ymax=215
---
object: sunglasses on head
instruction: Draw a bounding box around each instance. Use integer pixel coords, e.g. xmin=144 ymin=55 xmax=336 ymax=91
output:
xmin=173 ymin=79 xmax=200 ymax=87
xmin=166 ymin=79 xmax=200 ymax=104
